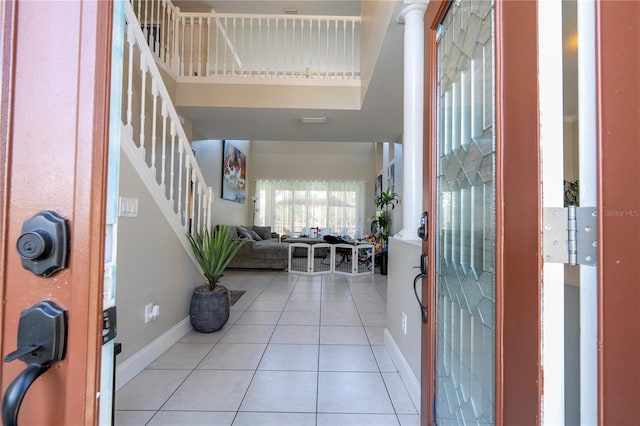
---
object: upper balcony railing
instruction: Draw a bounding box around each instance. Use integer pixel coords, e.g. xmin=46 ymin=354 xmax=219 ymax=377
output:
xmin=131 ymin=0 xmax=361 ymax=81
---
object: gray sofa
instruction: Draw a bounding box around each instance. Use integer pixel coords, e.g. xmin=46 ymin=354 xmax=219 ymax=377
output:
xmin=226 ymin=225 xmax=289 ymax=270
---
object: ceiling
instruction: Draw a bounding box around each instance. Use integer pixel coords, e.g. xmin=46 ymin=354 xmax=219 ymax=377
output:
xmin=173 ymin=0 xmax=405 ymax=143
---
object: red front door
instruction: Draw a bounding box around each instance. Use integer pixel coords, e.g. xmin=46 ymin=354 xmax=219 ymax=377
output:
xmin=596 ymin=1 xmax=640 ymax=423
xmin=0 ymin=1 xmax=113 ymax=424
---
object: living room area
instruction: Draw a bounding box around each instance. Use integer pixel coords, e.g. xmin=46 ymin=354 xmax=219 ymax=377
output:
xmin=183 ymin=138 xmax=397 ymax=283
xmin=116 ymin=129 xmax=412 ymax=426
xmin=191 ymin=139 xmax=394 ymax=240
xmin=191 ymin=139 xmax=399 ymax=274
xmin=110 ymin=0 xmax=426 ymax=422
xmin=113 ymin=134 xmax=423 ymax=425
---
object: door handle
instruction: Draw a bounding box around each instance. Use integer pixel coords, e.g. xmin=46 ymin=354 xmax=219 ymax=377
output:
xmin=414 ymin=212 xmax=429 ymax=322
xmin=2 ymin=365 xmax=49 ymax=426
xmin=413 ymin=253 xmax=428 ymax=324
xmin=2 ymin=301 xmax=67 ymax=426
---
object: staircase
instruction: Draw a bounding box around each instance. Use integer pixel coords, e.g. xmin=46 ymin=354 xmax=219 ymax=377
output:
xmin=120 ymin=0 xmax=364 ymax=256
xmin=122 ymin=0 xmax=212 ymax=261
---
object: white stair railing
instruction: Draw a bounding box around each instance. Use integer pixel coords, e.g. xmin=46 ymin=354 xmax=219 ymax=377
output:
xmin=130 ymin=0 xmax=361 ymax=81
xmin=123 ymin=0 xmax=213 ymax=238
xmin=131 ymin=0 xmax=180 ymax=71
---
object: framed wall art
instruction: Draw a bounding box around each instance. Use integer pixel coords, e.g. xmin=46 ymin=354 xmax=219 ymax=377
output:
xmin=376 ymin=174 xmax=383 ymax=198
xmin=222 ymin=140 xmax=247 ymax=203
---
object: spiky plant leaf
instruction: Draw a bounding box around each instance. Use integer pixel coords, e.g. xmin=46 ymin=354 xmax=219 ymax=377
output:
xmin=187 ymin=225 xmax=246 ymax=290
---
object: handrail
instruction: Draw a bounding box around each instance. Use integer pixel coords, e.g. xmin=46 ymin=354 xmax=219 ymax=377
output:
xmin=182 ymin=12 xmax=361 ymax=21
xmin=130 ymin=0 xmax=361 ymax=81
xmin=123 ymin=0 xmax=213 ymax=234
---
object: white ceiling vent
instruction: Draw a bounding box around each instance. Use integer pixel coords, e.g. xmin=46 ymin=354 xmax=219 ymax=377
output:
xmin=300 ymin=116 xmax=327 ymax=124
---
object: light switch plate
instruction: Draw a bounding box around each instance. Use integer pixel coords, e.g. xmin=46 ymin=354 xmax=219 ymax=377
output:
xmin=119 ymin=197 xmax=138 ymax=217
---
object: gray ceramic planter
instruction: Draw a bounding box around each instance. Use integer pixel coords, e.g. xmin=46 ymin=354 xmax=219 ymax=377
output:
xmin=190 ymin=284 xmax=230 ymax=332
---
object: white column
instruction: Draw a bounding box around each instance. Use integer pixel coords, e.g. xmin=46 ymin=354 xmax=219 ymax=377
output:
xmin=396 ymin=3 xmax=426 ymax=241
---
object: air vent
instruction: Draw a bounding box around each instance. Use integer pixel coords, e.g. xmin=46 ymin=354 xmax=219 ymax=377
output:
xmin=300 ymin=116 xmax=327 ymax=124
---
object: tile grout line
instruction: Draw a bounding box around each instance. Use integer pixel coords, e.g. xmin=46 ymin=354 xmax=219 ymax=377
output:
xmin=116 ymin=271 xmax=417 ymax=425
xmin=144 ymin=283 xmax=248 ymax=426
xmin=348 ymin=275 xmax=405 ymax=425
xmin=315 ymin=274 xmax=327 ymax=426
xmin=231 ymin=272 xmax=296 ymax=423
xmin=227 ymin=273 xmax=277 ymax=426
xmin=152 ymin=272 xmax=283 ymax=425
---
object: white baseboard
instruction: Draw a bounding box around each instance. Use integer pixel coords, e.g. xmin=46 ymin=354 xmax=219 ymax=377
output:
xmin=115 ymin=317 xmax=192 ymax=390
xmin=384 ymin=328 xmax=421 ymax=414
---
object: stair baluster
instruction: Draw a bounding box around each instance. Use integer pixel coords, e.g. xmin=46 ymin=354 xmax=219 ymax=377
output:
xmin=122 ymin=0 xmax=214 ymax=269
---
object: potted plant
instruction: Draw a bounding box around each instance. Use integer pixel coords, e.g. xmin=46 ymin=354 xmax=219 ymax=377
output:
xmin=186 ymin=224 xmax=245 ymax=332
xmin=370 ymin=189 xmax=400 ymax=275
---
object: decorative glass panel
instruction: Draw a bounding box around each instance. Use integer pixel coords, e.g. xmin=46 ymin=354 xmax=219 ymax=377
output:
xmin=434 ymin=0 xmax=495 ymax=424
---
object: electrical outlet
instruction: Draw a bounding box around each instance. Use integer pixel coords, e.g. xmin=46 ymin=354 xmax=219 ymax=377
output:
xmin=144 ymin=303 xmax=153 ymax=323
xmin=151 ymin=304 xmax=159 ymax=320
xmin=401 ymin=312 xmax=407 ymax=335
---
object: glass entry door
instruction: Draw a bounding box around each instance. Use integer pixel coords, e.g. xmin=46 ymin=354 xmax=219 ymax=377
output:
xmin=434 ymin=0 xmax=496 ymax=423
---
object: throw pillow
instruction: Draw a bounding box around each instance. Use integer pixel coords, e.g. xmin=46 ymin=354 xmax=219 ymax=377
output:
xmin=226 ymin=225 xmax=239 ymax=240
xmin=245 ymin=228 xmax=263 ymax=241
xmin=252 ymin=226 xmax=272 ymax=240
xmin=236 ymin=226 xmax=254 ymax=240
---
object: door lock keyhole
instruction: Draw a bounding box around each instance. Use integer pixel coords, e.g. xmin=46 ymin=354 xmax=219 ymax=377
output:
xmin=17 ymin=231 xmax=52 ymax=260
xmin=16 ymin=211 xmax=69 ymax=277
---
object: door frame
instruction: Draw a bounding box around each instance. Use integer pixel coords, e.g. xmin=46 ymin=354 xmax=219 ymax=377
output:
xmin=422 ymin=1 xmax=542 ymax=424
xmin=0 ymin=1 xmax=113 ymax=424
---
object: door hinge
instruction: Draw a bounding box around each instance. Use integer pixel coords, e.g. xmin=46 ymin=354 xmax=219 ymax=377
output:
xmin=543 ymin=206 xmax=597 ymax=266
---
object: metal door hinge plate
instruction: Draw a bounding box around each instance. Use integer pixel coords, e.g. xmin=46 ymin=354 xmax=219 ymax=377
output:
xmin=543 ymin=206 xmax=597 ymax=266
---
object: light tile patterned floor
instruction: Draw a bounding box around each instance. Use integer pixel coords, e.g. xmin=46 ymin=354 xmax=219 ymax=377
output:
xmin=115 ymin=271 xmax=420 ymax=426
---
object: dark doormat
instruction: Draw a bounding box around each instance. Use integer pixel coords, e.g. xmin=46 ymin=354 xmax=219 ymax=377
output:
xmin=229 ymin=290 xmax=246 ymax=306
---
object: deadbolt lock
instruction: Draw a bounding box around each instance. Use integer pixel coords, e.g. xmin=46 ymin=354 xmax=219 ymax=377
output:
xmin=16 ymin=211 xmax=69 ymax=277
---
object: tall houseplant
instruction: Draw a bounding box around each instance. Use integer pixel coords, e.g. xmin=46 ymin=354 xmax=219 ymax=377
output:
xmin=186 ymin=225 xmax=245 ymax=332
xmin=370 ymin=189 xmax=400 ymax=274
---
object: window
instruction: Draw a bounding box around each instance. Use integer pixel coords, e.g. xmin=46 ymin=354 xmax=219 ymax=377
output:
xmin=255 ymin=180 xmax=366 ymax=238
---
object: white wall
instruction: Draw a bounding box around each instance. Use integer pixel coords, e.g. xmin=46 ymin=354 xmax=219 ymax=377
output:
xmin=192 ymin=139 xmax=251 ymax=226
xmin=250 ymin=140 xmax=375 ymax=180
xmin=176 ymin=82 xmax=361 ymax=110
xmin=360 ymin=0 xmax=396 ymax=103
xmin=385 ymin=236 xmax=422 ymax=409
xmin=375 ymin=141 xmax=404 ymax=235
xmin=115 ymin=151 xmax=205 ymax=364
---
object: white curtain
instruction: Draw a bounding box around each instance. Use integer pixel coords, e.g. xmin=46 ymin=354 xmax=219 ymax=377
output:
xmin=255 ymin=179 xmax=366 ymax=238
